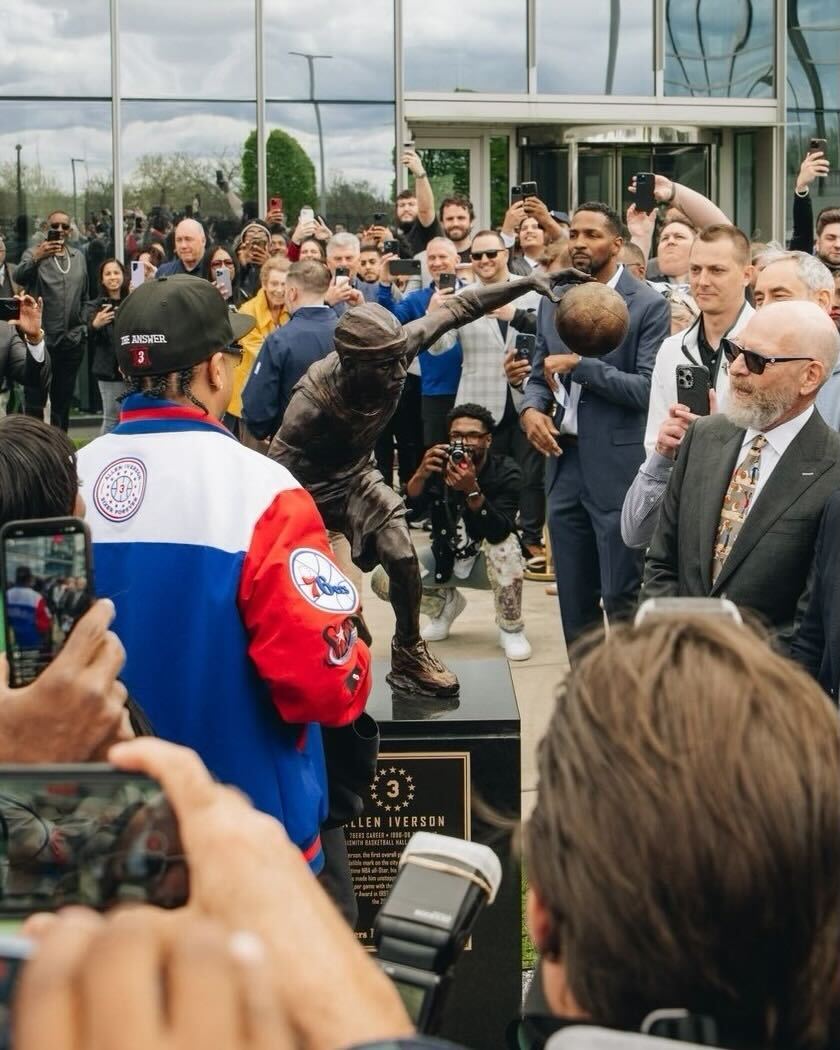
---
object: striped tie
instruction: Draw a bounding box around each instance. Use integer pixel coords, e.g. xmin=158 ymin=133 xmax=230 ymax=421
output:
xmin=711 ymin=434 xmax=766 ymax=584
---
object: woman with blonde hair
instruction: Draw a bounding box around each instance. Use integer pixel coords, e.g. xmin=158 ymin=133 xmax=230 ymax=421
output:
xmin=225 ymin=255 xmax=290 ymax=445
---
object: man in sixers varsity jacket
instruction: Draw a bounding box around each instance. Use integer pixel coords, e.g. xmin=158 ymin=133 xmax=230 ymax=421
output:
xmin=78 ymin=275 xmax=371 ymax=874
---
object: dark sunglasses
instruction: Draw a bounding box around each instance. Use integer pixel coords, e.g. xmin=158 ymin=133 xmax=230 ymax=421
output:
xmin=720 ymin=338 xmax=814 ymax=376
xmin=50 ymin=222 xmax=71 ymax=231
xmin=470 ymin=249 xmax=502 ymax=261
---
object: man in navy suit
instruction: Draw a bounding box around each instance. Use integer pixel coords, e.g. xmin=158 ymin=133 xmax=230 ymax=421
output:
xmin=791 ymin=487 xmax=840 ymax=702
xmin=520 ymin=202 xmax=670 ymax=648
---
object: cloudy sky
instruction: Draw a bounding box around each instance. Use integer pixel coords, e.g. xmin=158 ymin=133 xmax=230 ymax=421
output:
xmin=0 ymin=0 xmax=824 ymax=202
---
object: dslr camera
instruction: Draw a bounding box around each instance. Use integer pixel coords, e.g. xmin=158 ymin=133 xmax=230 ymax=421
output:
xmin=445 ymin=438 xmax=471 ymax=466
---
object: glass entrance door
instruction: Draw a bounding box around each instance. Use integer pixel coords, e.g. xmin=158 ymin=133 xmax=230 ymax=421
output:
xmin=521 ymin=142 xmax=712 ymax=214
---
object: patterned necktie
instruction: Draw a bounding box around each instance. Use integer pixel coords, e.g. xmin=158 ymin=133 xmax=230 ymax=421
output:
xmin=711 ymin=434 xmax=767 ymax=584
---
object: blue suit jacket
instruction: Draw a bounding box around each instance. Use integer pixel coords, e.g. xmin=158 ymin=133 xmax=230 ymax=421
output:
xmin=241 ymin=306 xmax=338 ymax=439
xmin=521 ymin=269 xmax=670 ymax=510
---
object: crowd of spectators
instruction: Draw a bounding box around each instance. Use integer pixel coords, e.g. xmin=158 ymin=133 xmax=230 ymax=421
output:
xmin=1 ymin=139 xmax=840 ymax=1049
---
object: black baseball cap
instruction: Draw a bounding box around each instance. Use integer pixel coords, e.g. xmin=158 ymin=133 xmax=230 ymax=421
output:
xmin=115 ymin=275 xmax=254 ymax=376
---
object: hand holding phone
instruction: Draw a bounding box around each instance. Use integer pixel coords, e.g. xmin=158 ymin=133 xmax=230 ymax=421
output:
xmin=437 ymin=272 xmax=456 ymax=291
xmin=674 ymin=364 xmax=711 ymax=417
xmin=299 ymin=206 xmax=315 ymax=225
xmin=334 ymin=265 xmax=351 ymax=289
xmin=214 ymin=266 xmax=233 ymax=299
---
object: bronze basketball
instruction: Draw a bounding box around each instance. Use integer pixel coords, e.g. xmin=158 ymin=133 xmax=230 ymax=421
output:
xmin=554 ymin=282 xmax=630 ymax=358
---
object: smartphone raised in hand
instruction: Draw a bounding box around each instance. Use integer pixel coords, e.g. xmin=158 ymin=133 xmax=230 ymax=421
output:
xmin=382 ymin=239 xmax=400 ymax=255
xmin=389 ymin=259 xmax=421 ymax=277
xmin=0 ymin=517 xmax=94 ymax=687
xmin=515 ymin=333 xmax=536 ymax=360
xmin=808 ymin=137 xmax=828 ymax=158
xmin=130 ymin=259 xmax=145 ymax=290
xmin=438 ymin=272 xmax=457 ymax=291
xmin=214 ymin=266 xmax=233 ymax=299
xmin=334 ymin=265 xmax=351 ymax=288
xmin=520 ymin=181 xmax=538 ymax=199
xmin=372 ymin=212 xmax=387 ymax=225
xmin=0 ymin=765 xmax=189 ymax=917
xmin=634 ymin=172 xmax=657 ymax=212
xmin=0 ymin=299 xmax=20 ymax=322
xmin=46 ymin=228 xmax=63 ymax=243
xmin=675 ymin=364 xmax=711 ymax=417
xmin=299 ymin=206 xmax=315 ymax=225
xmin=269 ymin=196 xmax=283 ymax=212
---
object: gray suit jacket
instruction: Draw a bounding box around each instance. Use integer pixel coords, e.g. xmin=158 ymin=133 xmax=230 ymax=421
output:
xmin=0 ymin=325 xmax=50 ymax=393
xmin=643 ymin=410 xmax=840 ymax=647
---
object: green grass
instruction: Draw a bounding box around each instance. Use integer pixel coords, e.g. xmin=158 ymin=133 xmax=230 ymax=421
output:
xmin=521 ymin=866 xmax=537 ymax=970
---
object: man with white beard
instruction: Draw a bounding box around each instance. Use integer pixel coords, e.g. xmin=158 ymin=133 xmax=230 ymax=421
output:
xmin=642 ymin=300 xmax=840 ymax=651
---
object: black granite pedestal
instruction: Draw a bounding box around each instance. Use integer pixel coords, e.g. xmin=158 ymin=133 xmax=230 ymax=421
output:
xmin=346 ymin=658 xmax=522 ymax=1050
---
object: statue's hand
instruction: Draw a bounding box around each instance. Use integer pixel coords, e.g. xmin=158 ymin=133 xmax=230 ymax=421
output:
xmin=531 ymin=267 xmax=593 ymax=303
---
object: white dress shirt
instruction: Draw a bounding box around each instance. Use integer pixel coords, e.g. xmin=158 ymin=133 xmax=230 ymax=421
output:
xmin=738 ymin=404 xmax=814 ymax=516
xmin=555 ymin=265 xmax=624 ymax=436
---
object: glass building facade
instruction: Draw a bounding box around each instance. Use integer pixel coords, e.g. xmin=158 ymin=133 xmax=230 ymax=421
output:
xmin=1 ymin=0 xmax=837 ymax=267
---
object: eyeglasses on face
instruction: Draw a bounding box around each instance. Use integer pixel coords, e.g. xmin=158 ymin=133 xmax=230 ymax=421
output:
xmin=720 ymin=338 xmax=815 ymax=376
xmin=470 ymin=249 xmax=502 ymax=261
xmin=449 ymin=430 xmax=489 ymax=441
xmin=50 ymin=223 xmax=71 ymax=231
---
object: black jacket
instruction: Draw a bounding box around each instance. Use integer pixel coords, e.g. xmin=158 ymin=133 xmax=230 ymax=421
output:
xmin=643 ymin=410 xmax=840 ymax=651
xmin=790 ymin=488 xmax=840 ymax=700
xmin=0 ymin=324 xmax=50 ymax=394
xmin=410 ymin=451 xmax=521 ymax=584
xmin=789 ymin=190 xmax=814 ymax=253
xmin=82 ymin=295 xmax=122 ymax=380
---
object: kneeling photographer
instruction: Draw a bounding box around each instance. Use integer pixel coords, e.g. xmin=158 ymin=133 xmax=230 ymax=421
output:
xmin=373 ymin=403 xmax=530 ymax=661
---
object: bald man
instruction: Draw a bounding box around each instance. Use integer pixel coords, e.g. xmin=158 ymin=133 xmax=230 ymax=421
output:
xmin=622 ymin=253 xmax=840 ymax=548
xmin=642 ymin=301 xmax=840 ymax=650
xmin=156 ymin=218 xmax=207 ymax=277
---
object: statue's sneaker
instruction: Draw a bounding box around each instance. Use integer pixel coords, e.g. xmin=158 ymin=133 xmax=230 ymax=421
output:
xmin=386 ymin=638 xmax=460 ymax=698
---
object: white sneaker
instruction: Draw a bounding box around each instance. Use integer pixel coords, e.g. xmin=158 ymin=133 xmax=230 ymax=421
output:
xmin=421 ymin=590 xmax=467 ymax=642
xmin=499 ymin=629 xmax=532 ymax=661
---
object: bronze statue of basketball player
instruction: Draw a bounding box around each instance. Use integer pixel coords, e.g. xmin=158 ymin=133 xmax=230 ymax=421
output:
xmin=268 ymin=270 xmax=583 ymax=697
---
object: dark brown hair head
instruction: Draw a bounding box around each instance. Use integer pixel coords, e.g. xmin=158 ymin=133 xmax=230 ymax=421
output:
xmin=525 ymin=615 xmax=840 ymax=1048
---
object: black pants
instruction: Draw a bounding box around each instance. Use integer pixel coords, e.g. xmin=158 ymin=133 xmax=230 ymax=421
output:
xmin=374 ymin=372 xmax=423 ymax=488
xmin=421 ymin=393 xmax=456 ymax=447
xmin=546 ymin=441 xmax=644 ymax=649
xmin=494 ymin=403 xmax=546 ymax=548
xmin=25 ymin=337 xmax=85 ymax=431
xmin=317 ymin=825 xmax=358 ymax=927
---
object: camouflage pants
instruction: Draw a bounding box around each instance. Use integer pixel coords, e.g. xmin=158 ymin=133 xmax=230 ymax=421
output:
xmin=371 ymin=532 xmax=524 ymax=633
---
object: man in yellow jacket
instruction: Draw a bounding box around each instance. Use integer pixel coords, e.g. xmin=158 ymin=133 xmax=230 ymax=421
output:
xmin=225 ymin=255 xmax=290 ymax=445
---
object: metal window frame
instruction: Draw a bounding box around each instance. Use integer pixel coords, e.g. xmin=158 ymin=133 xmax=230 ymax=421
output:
xmin=102 ymin=0 xmax=793 ymax=254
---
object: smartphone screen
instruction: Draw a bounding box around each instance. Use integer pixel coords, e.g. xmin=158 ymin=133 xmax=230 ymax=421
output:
xmin=129 ymin=260 xmax=145 ymax=289
xmin=0 ymin=766 xmax=188 ymax=917
xmin=1 ymin=519 xmax=93 ymax=687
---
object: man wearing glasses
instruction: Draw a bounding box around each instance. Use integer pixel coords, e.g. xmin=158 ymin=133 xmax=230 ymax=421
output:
xmin=15 ymin=210 xmax=89 ymax=430
xmin=643 ymin=299 xmax=840 ymax=650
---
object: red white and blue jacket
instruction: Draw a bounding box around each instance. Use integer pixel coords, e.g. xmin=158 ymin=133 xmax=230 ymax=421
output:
xmin=78 ymin=395 xmax=372 ymax=872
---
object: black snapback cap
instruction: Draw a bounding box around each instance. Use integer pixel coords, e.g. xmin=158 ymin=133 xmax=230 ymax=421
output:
xmin=115 ymin=274 xmax=255 ymax=376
